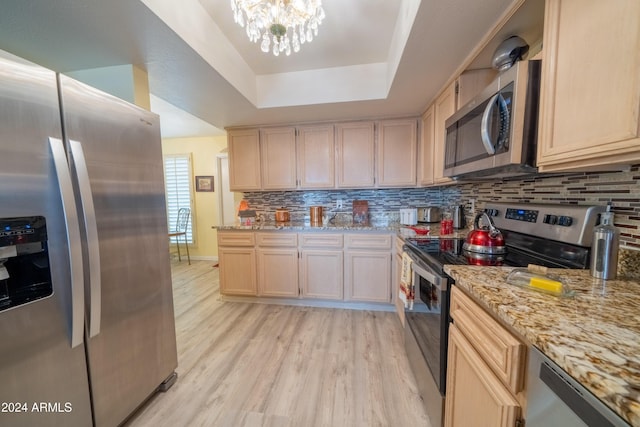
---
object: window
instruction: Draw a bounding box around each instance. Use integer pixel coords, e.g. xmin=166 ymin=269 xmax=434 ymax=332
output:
xmin=164 ymin=154 xmax=194 ymax=244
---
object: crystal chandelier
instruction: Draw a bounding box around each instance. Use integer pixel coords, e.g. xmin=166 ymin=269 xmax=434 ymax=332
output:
xmin=231 ymin=0 xmax=325 ymax=56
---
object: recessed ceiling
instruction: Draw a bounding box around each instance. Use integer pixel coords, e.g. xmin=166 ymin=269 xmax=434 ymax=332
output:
xmin=0 ymin=0 xmax=543 ymax=136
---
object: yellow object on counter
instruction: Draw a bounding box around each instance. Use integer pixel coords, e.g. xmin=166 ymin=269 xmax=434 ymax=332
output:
xmin=506 ymin=267 xmax=574 ymax=297
xmin=529 ymin=277 xmax=563 ymax=293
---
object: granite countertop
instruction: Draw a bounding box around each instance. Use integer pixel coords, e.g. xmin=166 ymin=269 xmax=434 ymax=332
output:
xmin=214 ymin=221 xmax=471 ymax=238
xmin=444 ymin=265 xmax=640 ymax=426
xmin=214 ymin=220 xmax=401 ymax=232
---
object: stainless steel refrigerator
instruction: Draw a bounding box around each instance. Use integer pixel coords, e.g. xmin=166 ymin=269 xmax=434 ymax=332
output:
xmin=0 ymin=52 xmax=178 ymax=426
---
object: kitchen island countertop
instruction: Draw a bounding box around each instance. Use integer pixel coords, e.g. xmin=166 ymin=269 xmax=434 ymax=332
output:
xmin=444 ymin=265 xmax=640 ymax=426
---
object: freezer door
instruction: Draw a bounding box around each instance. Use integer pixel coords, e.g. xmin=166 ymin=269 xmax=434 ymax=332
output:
xmin=59 ymin=75 xmax=178 ymax=427
xmin=0 ymin=56 xmax=92 ymax=426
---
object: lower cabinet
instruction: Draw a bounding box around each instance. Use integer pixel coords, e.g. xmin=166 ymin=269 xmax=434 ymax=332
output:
xmin=345 ymin=251 xmax=392 ymax=302
xmin=257 ymin=232 xmax=298 ymax=297
xmin=393 ymin=236 xmax=405 ymax=327
xmin=257 ymin=249 xmax=299 ymax=297
xmin=218 ymin=233 xmax=258 ymax=296
xmin=445 ymin=286 xmax=525 ymax=427
xmin=299 ymin=233 xmax=343 ymax=300
xmin=344 ymin=234 xmax=392 ymax=303
xmin=218 ymin=230 xmax=393 ymax=304
xmin=300 ymin=250 xmax=343 ymax=300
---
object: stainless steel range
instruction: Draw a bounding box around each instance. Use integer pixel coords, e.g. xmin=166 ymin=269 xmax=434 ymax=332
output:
xmin=402 ymin=202 xmax=605 ymax=427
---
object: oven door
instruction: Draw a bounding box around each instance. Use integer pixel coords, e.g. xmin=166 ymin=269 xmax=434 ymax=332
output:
xmin=404 ymin=258 xmax=449 ymax=427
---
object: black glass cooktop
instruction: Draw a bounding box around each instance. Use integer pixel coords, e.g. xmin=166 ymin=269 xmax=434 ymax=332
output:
xmin=404 ymin=230 xmax=592 ymax=274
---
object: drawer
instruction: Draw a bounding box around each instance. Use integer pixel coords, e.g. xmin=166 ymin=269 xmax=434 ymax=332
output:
xmin=256 ymin=232 xmax=297 ymax=247
xmin=217 ymin=231 xmax=255 ymax=247
xmin=345 ymin=233 xmax=392 ymax=250
xmin=300 ymin=233 xmax=343 ymax=248
xmin=449 ymin=286 xmax=525 ymax=393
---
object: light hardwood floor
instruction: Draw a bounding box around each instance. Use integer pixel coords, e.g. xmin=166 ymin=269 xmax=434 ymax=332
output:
xmin=125 ymin=260 xmax=431 ymax=427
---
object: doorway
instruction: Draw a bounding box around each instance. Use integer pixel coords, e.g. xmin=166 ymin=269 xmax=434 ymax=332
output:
xmin=216 ymin=154 xmax=236 ymax=225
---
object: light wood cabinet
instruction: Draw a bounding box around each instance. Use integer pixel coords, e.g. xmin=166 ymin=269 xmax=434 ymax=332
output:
xmin=445 ymin=324 xmax=521 ymax=427
xmin=418 ymin=105 xmax=436 ymax=186
xmin=257 ymin=249 xmax=298 ymax=297
xmin=456 ymin=69 xmax=497 ymax=109
xmin=376 ymin=119 xmax=418 ymax=187
xmin=228 ymin=129 xmax=261 ymax=191
xmin=300 ymin=250 xmax=343 ymax=300
xmin=537 ymin=0 xmax=640 ymax=172
xmin=393 ymin=236 xmax=405 ymax=326
xmin=256 ymin=232 xmax=298 ymax=298
xmin=433 ymin=82 xmax=457 ymax=185
xmin=344 ymin=234 xmax=392 ymax=303
xmin=299 ymin=233 xmax=343 ymax=300
xmin=217 ymin=231 xmax=257 ymax=296
xmin=335 ymin=122 xmax=375 ymax=188
xmin=445 ymin=286 xmax=525 ymax=427
xmin=297 ymin=125 xmax=335 ymax=189
xmin=260 ymin=127 xmax=297 ymax=190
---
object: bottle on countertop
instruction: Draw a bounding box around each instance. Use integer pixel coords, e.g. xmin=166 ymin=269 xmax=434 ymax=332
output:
xmin=590 ymin=203 xmax=619 ymax=280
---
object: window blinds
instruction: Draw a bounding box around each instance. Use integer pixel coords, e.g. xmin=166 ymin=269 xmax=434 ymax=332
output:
xmin=164 ymin=154 xmax=194 ymax=244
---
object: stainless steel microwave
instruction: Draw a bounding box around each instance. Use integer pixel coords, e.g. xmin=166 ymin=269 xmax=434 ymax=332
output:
xmin=444 ymin=60 xmax=541 ymax=180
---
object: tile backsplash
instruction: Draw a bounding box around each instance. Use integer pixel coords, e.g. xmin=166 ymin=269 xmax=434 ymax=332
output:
xmin=241 ymin=164 xmax=640 ymax=248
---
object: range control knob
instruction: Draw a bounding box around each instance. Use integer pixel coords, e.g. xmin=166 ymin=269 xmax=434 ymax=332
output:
xmin=558 ymin=216 xmax=573 ymax=227
xmin=544 ymin=214 xmax=558 ymax=225
xmin=485 ymin=208 xmax=500 ymax=217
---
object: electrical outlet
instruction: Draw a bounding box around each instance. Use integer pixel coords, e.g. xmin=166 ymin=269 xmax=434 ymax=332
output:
xmin=336 ymin=199 xmax=344 ymax=210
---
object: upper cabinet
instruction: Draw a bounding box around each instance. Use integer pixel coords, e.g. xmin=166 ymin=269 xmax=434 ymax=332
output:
xmin=335 ymin=121 xmax=376 ymax=188
xmin=433 ymin=82 xmax=457 ymax=185
xmin=260 ymin=127 xmax=297 ymax=190
xmin=377 ymin=119 xmax=418 ymax=187
xmin=228 ymin=129 xmax=261 ymax=191
xmin=418 ymin=105 xmax=436 ymax=186
xmin=297 ymin=125 xmax=335 ymax=189
xmin=537 ymin=0 xmax=640 ymax=172
xmin=231 ymin=119 xmax=420 ymax=192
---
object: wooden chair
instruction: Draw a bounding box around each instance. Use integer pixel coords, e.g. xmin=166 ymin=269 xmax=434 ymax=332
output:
xmin=168 ymin=207 xmax=191 ymax=265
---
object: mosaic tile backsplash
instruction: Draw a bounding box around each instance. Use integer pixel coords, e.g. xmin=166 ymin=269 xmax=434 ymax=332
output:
xmin=241 ymin=164 xmax=640 ymax=249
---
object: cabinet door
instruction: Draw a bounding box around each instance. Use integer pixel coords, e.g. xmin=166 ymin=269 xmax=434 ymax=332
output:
xmin=418 ymin=105 xmax=435 ymax=186
xmin=219 ymin=247 xmax=257 ymax=296
xmin=257 ymin=248 xmax=299 ymax=297
xmin=445 ymin=324 xmax=520 ymax=427
xmin=336 ymin=122 xmax=375 ymax=188
xmin=377 ymin=119 xmax=418 ymax=187
xmin=300 ymin=250 xmax=343 ymax=300
xmin=537 ymin=0 xmax=640 ymax=171
xmin=344 ymin=251 xmax=391 ymax=303
xmin=456 ymin=69 xmax=497 ymax=109
xmin=433 ymin=82 xmax=456 ymax=184
xmin=297 ymin=125 xmax=335 ymax=189
xmin=228 ymin=129 xmax=261 ymax=191
xmin=260 ymin=127 xmax=297 ymax=190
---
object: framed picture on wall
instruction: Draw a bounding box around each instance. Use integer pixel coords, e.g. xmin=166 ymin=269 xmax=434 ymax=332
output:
xmin=195 ymin=176 xmax=214 ymax=192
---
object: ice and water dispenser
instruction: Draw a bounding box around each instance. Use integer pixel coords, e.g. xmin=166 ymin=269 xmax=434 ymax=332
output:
xmin=0 ymin=216 xmax=53 ymax=311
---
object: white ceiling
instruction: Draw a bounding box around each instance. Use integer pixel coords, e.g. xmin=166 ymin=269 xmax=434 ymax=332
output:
xmin=0 ymin=0 xmax=544 ymax=137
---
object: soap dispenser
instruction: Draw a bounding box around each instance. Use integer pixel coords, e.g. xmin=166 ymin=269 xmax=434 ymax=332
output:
xmin=590 ymin=203 xmax=619 ymax=280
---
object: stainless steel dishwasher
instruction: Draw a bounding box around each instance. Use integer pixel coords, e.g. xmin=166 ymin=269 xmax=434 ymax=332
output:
xmin=525 ymin=346 xmax=630 ymax=426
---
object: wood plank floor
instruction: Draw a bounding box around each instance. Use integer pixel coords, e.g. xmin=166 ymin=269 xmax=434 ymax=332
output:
xmin=125 ymin=260 xmax=431 ymax=427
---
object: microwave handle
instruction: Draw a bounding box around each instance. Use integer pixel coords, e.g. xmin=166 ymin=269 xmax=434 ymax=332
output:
xmin=480 ymin=93 xmax=499 ymax=155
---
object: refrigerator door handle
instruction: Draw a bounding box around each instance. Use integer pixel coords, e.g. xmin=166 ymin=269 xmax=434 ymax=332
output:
xmin=69 ymin=140 xmax=101 ymax=338
xmin=48 ymin=137 xmax=85 ymax=348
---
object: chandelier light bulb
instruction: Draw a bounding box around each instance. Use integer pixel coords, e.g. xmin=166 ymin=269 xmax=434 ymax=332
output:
xmin=231 ymin=0 xmax=325 ymax=57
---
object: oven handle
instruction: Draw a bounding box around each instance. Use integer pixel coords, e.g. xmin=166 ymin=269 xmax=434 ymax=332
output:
xmin=404 ymin=250 xmax=449 ymax=291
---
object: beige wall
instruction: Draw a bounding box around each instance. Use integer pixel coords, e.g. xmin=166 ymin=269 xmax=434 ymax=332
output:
xmin=162 ymin=135 xmax=227 ymax=260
